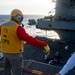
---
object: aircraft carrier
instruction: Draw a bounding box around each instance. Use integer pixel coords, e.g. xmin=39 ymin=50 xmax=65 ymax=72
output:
xmin=0 ymin=0 xmax=75 ymax=75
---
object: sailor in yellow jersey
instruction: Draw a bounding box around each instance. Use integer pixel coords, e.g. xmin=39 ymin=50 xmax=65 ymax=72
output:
xmin=0 ymin=26 xmax=1 ymax=51
xmin=1 ymin=9 xmax=50 ymax=75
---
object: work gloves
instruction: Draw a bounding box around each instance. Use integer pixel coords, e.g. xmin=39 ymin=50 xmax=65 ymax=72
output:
xmin=43 ymin=45 xmax=50 ymax=54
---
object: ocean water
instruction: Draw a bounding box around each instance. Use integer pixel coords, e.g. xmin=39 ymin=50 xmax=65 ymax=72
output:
xmin=0 ymin=15 xmax=59 ymax=39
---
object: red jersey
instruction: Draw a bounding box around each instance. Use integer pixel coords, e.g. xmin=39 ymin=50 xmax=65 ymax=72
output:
xmin=17 ymin=26 xmax=47 ymax=47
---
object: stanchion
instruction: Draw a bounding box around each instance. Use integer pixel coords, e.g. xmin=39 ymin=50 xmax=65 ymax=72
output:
xmin=23 ymin=67 xmax=53 ymax=75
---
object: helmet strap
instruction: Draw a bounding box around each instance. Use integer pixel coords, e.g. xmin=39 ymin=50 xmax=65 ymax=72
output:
xmin=11 ymin=14 xmax=23 ymax=24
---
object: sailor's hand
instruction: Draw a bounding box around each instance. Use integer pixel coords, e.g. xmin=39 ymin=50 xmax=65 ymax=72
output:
xmin=43 ymin=45 xmax=50 ymax=54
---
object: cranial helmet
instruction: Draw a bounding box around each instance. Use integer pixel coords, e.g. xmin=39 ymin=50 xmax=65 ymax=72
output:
xmin=11 ymin=9 xmax=24 ymax=24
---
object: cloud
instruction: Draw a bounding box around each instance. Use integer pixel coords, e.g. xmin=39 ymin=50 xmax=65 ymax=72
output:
xmin=0 ymin=0 xmax=55 ymax=15
xmin=0 ymin=0 xmax=26 ymax=5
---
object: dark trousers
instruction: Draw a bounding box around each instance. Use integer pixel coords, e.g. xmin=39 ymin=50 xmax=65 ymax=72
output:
xmin=3 ymin=53 xmax=23 ymax=75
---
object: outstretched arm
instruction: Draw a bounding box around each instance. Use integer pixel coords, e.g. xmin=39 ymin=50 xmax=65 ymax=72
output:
xmin=16 ymin=26 xmax=50 ymax=54
xmin=17 ymin=26 xmax=47 ymax=47
xmin=55 ymin=53 xmax=75 ymax=75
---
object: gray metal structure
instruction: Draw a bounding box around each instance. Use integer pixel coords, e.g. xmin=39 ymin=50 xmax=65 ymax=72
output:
xmin=36 ymin=0 xmax=75 ymax=41
xmin=0 ymin=0 xmax=75 ymax=75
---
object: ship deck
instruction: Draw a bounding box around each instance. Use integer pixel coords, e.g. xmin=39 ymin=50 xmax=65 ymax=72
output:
xmin=0 ymin=36 xmax=75 ymax=75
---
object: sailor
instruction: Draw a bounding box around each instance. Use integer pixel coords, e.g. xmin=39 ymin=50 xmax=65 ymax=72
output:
xmin=0 ymin=9 xmax=50 ymax=75
xmin=55 ymin=52 xmax=75 ymax=75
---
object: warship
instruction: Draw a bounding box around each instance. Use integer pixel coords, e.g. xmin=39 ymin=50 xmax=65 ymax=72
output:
xmin=28 ymin=19 xmax=36 ymax=25
xmin=0 ymin=0 xmax=75 ymax=75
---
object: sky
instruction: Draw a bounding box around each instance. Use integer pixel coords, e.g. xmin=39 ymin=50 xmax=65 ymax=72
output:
xmin=0 ymin=0 xmax=55 ymax=15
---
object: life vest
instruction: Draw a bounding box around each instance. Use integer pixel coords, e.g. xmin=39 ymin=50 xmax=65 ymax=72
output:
xmin=1 ymin=20 xmax=24 ymax=54
xmin=0 ymin=26 xmax=1 ymax=51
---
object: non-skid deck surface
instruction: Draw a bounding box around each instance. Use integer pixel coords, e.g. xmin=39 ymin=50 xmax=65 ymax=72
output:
xmin=0 ymin=60 xmax=75 ymax=75
xmin=0 ymin=37 xmax=75 ymax=75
